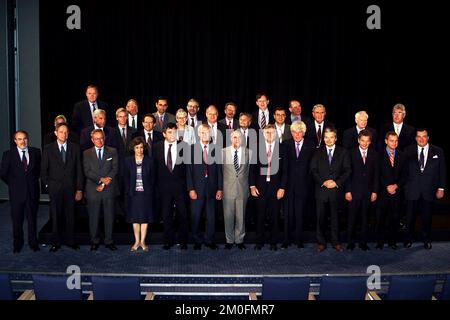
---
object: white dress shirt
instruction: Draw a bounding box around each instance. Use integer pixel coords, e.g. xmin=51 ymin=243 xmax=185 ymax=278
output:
xmin=393 ymin=122 xmax=403 ymax=136
xmin=208 ymin=122 xmax=218 ymax=143
xmin=144 ymin=129 xmax=154 ymax=142
xmin=17 ymin=147 xmax=29 ymax=163
xmin=128 ymin=114 xmax=138 ymax=129
xmin=275 ymin=123 xmax=286 ymax=142
xmin=259 ymin=109 xmax=270 ymax=128
xmin=417 ymin=143 xmax=429 ymax=169
xmin=230 ymin=146 xmax=242 ymax=166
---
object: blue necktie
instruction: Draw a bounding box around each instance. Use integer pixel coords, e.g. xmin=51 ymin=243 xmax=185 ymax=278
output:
xmin=61 ymin=146 xmax=66 ymax=163
xmin=328 ymin=148 xmax=333 ymax=165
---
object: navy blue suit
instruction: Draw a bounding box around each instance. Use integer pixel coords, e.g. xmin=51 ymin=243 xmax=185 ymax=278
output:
xmin=72 ymin=99 xmax=109 ymax=134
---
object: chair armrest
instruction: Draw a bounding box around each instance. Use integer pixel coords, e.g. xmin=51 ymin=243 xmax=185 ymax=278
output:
xmin=249 ymin=292 xmax=258 ymax=300
xmin=145 ymin=292 xmax=155 ymax=300
xmin=366 ymin=291 xmax=381 ymax=300
xmin=18 ymin=289 xmax=35 ymax=300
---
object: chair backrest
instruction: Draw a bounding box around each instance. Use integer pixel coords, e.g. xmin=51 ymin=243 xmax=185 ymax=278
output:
xmin=438 ymin=275 xmax=450 ymax=300
xmin=33 ymin=275 xmax=83 ymax=300
xmin=261 ymin=277 xmax=310 ymax=300
xmin=91 ymin=276 xmax=141 ymax=300
xmin=0 ymin=274 xmax=14 ymax=300
xmin=319 ymin=276 xmax=368 ymax=300
xmin=387 ymin=275 xmax=436 ymax=300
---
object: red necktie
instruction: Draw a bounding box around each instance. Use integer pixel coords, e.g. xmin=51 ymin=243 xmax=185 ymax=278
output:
xmin=362 ymin=150 xmax=367 ymax=164
xmin=21 ymin=150 xmax=28 ymax=171
xmin=228 ymin=121 xmax=232 ymax=129
xmin=389 ymin=150 xmax=395 ymax=167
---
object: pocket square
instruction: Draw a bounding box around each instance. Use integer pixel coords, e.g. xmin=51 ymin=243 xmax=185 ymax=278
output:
xmin=433 ymin=155 xmax=438 ymax=159
xmin=106 ymin=157 xmax=112 ymax=161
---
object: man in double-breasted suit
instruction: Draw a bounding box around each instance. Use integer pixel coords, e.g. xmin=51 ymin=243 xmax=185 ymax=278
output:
xmin=41 ymin=123 xmax=83 ymax=252
xmin=83 ymin=129 xmax=118 ymax=251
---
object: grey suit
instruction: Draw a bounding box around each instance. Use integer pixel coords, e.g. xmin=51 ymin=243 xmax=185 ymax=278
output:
xmin=153 ymin=112 xmax=176 ymax=132
xmin=83 ymin=146 xmax=118 ymax=245
xmin=222 ymin=146 xmax=251 ymax=244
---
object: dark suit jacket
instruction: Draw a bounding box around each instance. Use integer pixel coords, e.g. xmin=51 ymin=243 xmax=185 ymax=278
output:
xmin=404 ymin=144 xmax=446 ymax=201
xmin=379 ymin=122 xmax=415 ymax=151
xmin=72 ymin=99 xmax=109 ymax=133
xmin=132 ymin=129 xmax=164 ymax=157
xmin=152 ymin=140 xmax=188 ymax=195
xmin=285 ymin=114 xmax=312 ymax=126
xmin=345 ymin=147 xmax=379 ymax=200
xmin=305 ymin=120 xmax=335 ymax=148
xmin=41 ymin=141 xmax=83 ymax=194
xmin=219 ymin=118 xmax=239 ymax=130
xmin=43 ymin=130 xmax=79 ymax=146
xmin=186 ymin=143 xmax=223 ymax=198
xmin=310 ymin=145 xmax=351 ymax=200
xmin=82 ymin=146 xmax=118 ymax=199
xmin=249 ymin=141 xmax=288 ymax=192
xmin=284 ymin=139 xmax=315 ymax=198
xmin=203 ymin=121 xmax=228 ymax=146
xmin=123 ymin=155 xmax=154 ymax=197
xmin=342 ymin=126 xmax=378 ymax=150
xmin=79 ymin=126 xmax=118 ymax=152
xmin=128 ymin=113 xmax=143 ymax=131
xmin=250 ymin=110 xmax=274 ymax=131
xmin=0 ymin=147 xmax=41 ymax=203
xmin=112 ymin=126 xmax=137 ymax=158
xmin=378 ymin=148 xmax=408 ymax=198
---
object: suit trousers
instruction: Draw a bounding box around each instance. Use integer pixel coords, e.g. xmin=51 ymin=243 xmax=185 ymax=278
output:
xmin=87 ymin=196 xmax=115 ymax=245
xmin=375 ymin=194 xmax=400 ymax=244
xmin=406 ymin=197 xmax=433 ymax=242
xmin=223 ymin=197 xmax=247 ymax=244
xmin=191 ymin=194 xmax=216 ymax=245
xmin=49 ymin=187 xmax=76 ymax=246
xmin=160 ymin=191 xmax=188 ymax=245
xmin=255 ymin=182 xmax=280 ymax=245
xmin=284 ymin=196 xmax=305 ymax=245
xmin=316 ymin=198 xmax=340 ymax=246
xmin=347 ymin=198 xmax=370 ymax=245
xmin=11 ymin=197 xmax=38 ymax=250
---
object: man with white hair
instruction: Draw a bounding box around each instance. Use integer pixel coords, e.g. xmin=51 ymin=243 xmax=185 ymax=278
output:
xmin=379 ymin=103 xmax=415 ymax=151
xmin=79 ymin=109 xmax=118 ymax=151
xmin=306 ymin=104 xmax=335 ymax=148
xmin=342 ymin=110 xmax=378 ymax=150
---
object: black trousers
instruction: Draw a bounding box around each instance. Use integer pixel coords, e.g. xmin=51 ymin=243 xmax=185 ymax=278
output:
xmin=347 ymin=198 xmax=370 ymax=245
xmin=284 ymin=195 xmax=305 ymax=245
xmin=11 ymin=198 xmax=38 ymax=250
xmin=254 ymin=183 xmax=281 ymax=245
xmin=160 ymin=191 xmax=188 ymax=245
xmin=375 ymin=194 xmax=400 ymax=244
xmin=49 ymin=187 xmax=76 ymax=246
xmin=316 ymin=199 xmax=339 ymax=246
xmin=406 ymin=197 xmax=433 ymax=242
xmin=190 ymin=194 xmax=216 ymax=245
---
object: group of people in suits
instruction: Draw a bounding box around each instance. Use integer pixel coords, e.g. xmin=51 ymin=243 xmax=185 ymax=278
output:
xmin=0 ymin=86 xmax=446 ymax=254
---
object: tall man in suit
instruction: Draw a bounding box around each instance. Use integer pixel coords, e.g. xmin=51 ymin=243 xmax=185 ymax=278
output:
xmin=83 ymin=129 xmax=118 ymax=251
xmin=153 ymin=96 xmax=176 ymax=132
xmin=310 ymin=127 xmax=351 ymax=252
xmin=345 ymin=129 xmax=379 ymax=251
xmin=126 ymin=98 xmax=141 ymax=130
xmin=250 ymin=124 xmax=287 ymax=251
xmin=219 ymin=102 xmax=239 ymax=130
xmin=273 ymin=107 xmax=292 ymax=143
xmin=251 ymin=93 xmax=274 ymax=131
xmin=285 ymin=100 xmax=311 ymax=125
xmin=186 ymin=98 xmax=205 ymax=129
xmin=132 ymin=113 xmax=164 ymax=157
xmin=404 ymin=129 xmax=446 ymax=249
xmin=306 ymin=104 xmax=335 ymax=148
xmin=41 ymin=123 xmax=83 ymax=252
xmin=222 ymin=130 xmax=251 ymax=249
xmin=153 ymin=123 xmax=189 ymax=250
xmin=342 ymin=111 xmax=378 ymax=150
xmin=375 ymin=131 xmax=408 ymax=250
xmin=187 ymin=124 xmax=223 ymax=250
xmin=204 ymin=105 xmax=227 ymax=147
xmin=282 ymin=121 xmax=315 ymax=249
xmin=80 ymin=109 xmax=118 ymax=151
xmin=72 ymin=85 xmax=109 ymax=134
xmin=379 ymin=103 xmax=415 ymax=151
xmin=1 ymin=131 xmax=41 ymax=253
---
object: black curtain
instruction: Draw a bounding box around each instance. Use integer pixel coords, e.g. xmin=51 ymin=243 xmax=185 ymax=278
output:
xmin=40 ymin=0 xmax=448 ymax=157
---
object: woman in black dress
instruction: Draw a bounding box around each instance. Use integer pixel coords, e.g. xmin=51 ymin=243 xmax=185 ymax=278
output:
xmin=124 ymin=137 xmax=154 ymax=251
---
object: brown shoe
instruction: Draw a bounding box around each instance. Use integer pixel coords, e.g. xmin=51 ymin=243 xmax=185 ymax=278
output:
xmin=333 ymin=244 xmax=344 ymax=252
xmin=317 ymin=244 xmax=326 ymax=253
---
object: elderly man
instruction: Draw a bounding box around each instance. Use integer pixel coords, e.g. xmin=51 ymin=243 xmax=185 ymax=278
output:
xmin=342 ymin=111 xmax=378 ymax=150
xmin=72 ymin=85 xmax=110 ymax=133
xmin=306 ymin=104 xmax=335 ymax=148
xmin=126 ymin=99 xmax=141 ymax=130
xmin=186 ymin=98 xmax=205 ymax=129
xmin=79 ymin=109 xmax=117 ymax=151
xmin=286 ymin=100 xmax=311 ymax=125
xmin=379 ymin=103 xmax=415 ymax=151
xmin=204 ymin=105 xmax=227 ymax=146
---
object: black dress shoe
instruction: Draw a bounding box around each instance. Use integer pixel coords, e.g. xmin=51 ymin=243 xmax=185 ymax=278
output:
xmin=163 ymin=244 xmax=173 ymax=250
xmin=237 ymin=243 xmax=246 ymax=250
xmin=359 ymin=243 xmax=370 ymax=251
xmin=90 ymin=244 xmax=99 ymax=251
xmin=297 ymin=243 xmax=304 ymax=249
xmin=403 ymin=241 xmax=412 ymax=248
xmin=69 ymin=244 xmax=80 ymax=250
xmin=269 ymin=244 xmax=278 ymax=251
xmin=180 ymin=244 xmax=188 ymax=250
xmin=424 ymin=242 xmax=432 ymax=250
xmin=281 ymin=243 xmax=289 ymax=249
xmin=346 ymin=243 xmax=355 ymax=251
xmin=13 ymin=248 xmax=21 ymax=254
xmin=105 ymin=244 xmax=117 ymax=251
xmin=193 ymin=243 xmax=202 ymax=250
xmin=205 ymin=243 xmax=218 ymax=250
xmin=254 ymin=244 xmax=263 ymax=250
xmin=375 ymin=242 xmax=384 ymax=250
xmin=49 ymin=245 xmax=61 ymax=252
xmin=31 ymin=245 xmax=40 ymax=252
xmin=389 ymin=243 xmax=398 ymax=250
xmin=224 ymin=243 xmax=233 ymax=250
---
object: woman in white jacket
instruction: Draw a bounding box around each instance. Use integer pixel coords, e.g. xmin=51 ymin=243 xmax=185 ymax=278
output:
xmin=176 ymin=108 xmax=196 ymax=145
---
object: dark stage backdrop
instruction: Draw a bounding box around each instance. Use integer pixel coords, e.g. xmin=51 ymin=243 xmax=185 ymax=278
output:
xmin=40 ymin=1 xmax=448 ymax=161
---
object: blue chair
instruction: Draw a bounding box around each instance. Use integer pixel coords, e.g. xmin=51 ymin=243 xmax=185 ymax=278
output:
xmin=436 ymin=275 xmax=450 ymax=300
xmin=91 ymin=276 xmax=151 ymax=300
xmin=0 ymin=274 xmax=14 ymax=300
xmin=318 ymin=276 xmax=368 ymax=300
xmin=386 ymin=275 xmax=436 ymax=300
xmin=32 ymin=275 xmax=83 ymax=300
xmin=251 ymin=277 xmax=312 ymax=300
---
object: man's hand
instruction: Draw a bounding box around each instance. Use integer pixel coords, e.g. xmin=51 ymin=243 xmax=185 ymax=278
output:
xmin=75 ymin=190 xmax=83 ymax=201
xmin=101 ymin=177 xmax=112 ymax=185
xmin=250 ymin=186 xmax=259 ymax=197
xmin=436 ymin=189 xmax=445 ymax=199
xmin=345 ymin=192 xmax=352 ymax=202
xmin=387 ymin=184 xmax=398 ymax=195
xmin=189 ymin=190 xmax=198 ymax=200
xmin=371 ymin=192 xmax=377 ymax=202
xmin=96 ymin=183 xmax=105 ymax=192
xmin=216 ymin=190 xmax=223 ymax=200
xmin=276 ymin=188 xmax=285 ymax=200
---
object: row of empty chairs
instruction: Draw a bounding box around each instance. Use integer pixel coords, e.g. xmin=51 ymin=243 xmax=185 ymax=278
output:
xmin=1 ymin=274 xmax=450 ymax=300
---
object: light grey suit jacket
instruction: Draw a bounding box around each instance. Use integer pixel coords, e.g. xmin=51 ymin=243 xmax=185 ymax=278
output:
xmin=83 ymin=146 xmax=119 ymax=199
xmin=222 ymin=146 xmax=251 ymax=200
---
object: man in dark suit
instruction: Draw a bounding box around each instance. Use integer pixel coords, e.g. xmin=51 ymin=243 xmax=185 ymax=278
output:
xmin=273 ymin=107 xmax=292 ymax=143
xmin=187 ymin=124 xmax=223 ymax=250
xmin=186 ymin=98 xmax=205 ymax=129
xmin=375 ymin=131 xmax=408 ymax=250
xmin=378 ymin=103 xmax=415 ymax=151
xmin=43 ymin=114 xmax=79 ymax=146
xmin=126 ymin=98 xmax=142 ymax=131
xmin=153 ymin=96 xmax=176 ymax=132
xmin=0 ymin=131 xmax=41 ymax=253
xmin=72 ymin=85 xmax=109 ymax=134
xmin=310 ymin=127 xmax=351 ymax=253
xmin=306 ymin=104 xmax=335 ymax=148
xmin=153 ymin=123 xmax=189 ymax=250
xmin=219 ymin=102 xmax=239 ymax=130
xmin=285 ymin=100 xmax=312 ymax=126
xmin=250 ymin=124 xmax=287 ymax=251
xmin=251 ymin=93 xmax=274 ymax=131
xmin=83 ymin=129 xmax=118 ymax=251
xmin=204 ymin=105 xmax=227 ymax=147
xmin=345 ymin=129 xmax=379 ymax=251
xmin=79 ymin=109 xmax=118 ymax=151
xmin=132 ymin=113 xmax=164 ymax=157
xmin=41 ymin=123 xmax=83 ymax=252
xmin=282 ymin=121 xmax=315 ymax=249
xmin=342 ymin=111 xmax=378 ymax=150
xmin=404 ymin=129 xmax=446 ymax=249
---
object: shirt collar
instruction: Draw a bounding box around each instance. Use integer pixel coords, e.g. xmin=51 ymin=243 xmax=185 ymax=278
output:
xmin=57 ymin=141 xmax=67 ymax=149
xmin=17 ymin=146 xmax=28 ymax=153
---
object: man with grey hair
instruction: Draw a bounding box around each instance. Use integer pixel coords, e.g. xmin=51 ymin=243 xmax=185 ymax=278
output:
xmin=306 ymin=104 xmax=335 ymax=148
xmin=379 ymin=103 xmax=415 ymax=151
xmin=342 ymin=110 xmax=378 ymax=150
xmin=79 ymin=109 xmax=118 ymax=151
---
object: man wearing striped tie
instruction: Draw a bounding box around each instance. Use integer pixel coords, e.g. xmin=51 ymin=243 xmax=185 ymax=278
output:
xmin=375 ymin=131 xmax=408 ymax=250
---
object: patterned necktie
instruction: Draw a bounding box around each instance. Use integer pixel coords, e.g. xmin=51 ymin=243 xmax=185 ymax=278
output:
xmin=317 ymin=125 xmax=322 ymax=147
xmin=328 ymin=148 xmax=333 ymax=165
xmin=234 ymin=150 xmax=239 ymax=172
xmin=362 ymin=150 xmax=366 ymax=164
xmin=228 ymin=120 xmax=232 ymax=129
xmin=389 ymin=149 xmax=395 ymax=167
xmin=92 ymin=102 xmax=97 ymax=111
xmin=267 ymin=144 xmax=272 ymax=180
xmin=167 ymin=144 xmax=173 ymax=173
xmin=419 ymin=147 xmax=425 ymax=171
xmin=296 ymin=142 xmax=301 ymax=158
xmin=61 ymin=146 xmax=66 ymax=164
xmin=261 ymin=113 xmax=266 ymax=129
xmin=21 ymin=150 xmax=28 ymax=171
xmin=203 ymin=145 xmax=208 ymax=177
